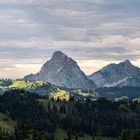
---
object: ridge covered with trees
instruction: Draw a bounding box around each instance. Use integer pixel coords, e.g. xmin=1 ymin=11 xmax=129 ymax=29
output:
xmin=0 ymin=90 xmax=140 ymax=139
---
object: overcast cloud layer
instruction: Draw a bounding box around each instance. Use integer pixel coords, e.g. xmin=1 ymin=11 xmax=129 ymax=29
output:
xmin=0 ymin=0 xmax=140 ymax=78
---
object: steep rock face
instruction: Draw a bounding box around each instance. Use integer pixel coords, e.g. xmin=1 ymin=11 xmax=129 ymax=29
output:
xmin=88 ymin=60 xmax=140 ymax=88
xmin=24 ymin=51 xmax=95 ymax=89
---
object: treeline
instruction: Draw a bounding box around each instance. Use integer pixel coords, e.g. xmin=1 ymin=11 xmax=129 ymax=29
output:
xmin=0 ymin=90 xmax=140 ymax=139
xmin=0 ymin=79 xmax=12 ymax=86
xmin=97 ymin=86 xmax=140 ymax=98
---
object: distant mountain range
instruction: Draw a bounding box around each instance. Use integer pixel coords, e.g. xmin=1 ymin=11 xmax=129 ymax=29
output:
xmin=0 ymin=52 xmax=140 ymax=99
xmin=23 ymin=51 xmax=140 ymax=89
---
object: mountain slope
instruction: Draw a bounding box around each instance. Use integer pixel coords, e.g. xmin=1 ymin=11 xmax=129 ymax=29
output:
xmin=88 ymin=60 xmax=140 ymax=88
xmin=24 ymin=51 xmax=95 ymax=89
xmin=0 ymin=80 xmax=58 ymax=95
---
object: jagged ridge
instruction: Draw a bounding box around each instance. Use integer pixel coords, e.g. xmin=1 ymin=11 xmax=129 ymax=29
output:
xmin=88 ymin=60 xmax=140 ymax=88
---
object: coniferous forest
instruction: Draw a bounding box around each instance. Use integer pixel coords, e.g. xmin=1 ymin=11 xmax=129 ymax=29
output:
xmin=0 ymin=90 xmax=140 ymax=140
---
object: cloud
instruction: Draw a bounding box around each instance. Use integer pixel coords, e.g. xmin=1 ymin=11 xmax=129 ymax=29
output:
xmin=0 ymin=0 xmax=140 ymax=77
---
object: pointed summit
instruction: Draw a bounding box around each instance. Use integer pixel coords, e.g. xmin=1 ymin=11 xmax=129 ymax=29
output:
xmin=51 ymin=51 xmax=71 ymax=63
xmin=53 ymin=50 xmax=63 ymax=54
xmin=120 ymin=60 xmax=132 ymax=66
xmin=52 ymin=51 xmax=65 ymax=57
xmin=124 ymin=59 xmax=131 ymax=64
xmin=52 ymin=51 xmax=67 ymax=59
xmin=24 ymin=51 xmax=96 ymax=89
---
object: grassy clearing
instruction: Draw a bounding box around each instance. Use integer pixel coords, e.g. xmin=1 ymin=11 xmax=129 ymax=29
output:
xmin=38 ymin=99 xmax=67 ymax=111
xmin=38 ymin=99 xmax=49 ymax=109
xmin=39 ymin=97 xmax=73 ymax=108
xmin=0 ymin=113 xmax=16 ymax=134
xmin=54 ymin=129 xmax=67 ymax=140
xmin=54 ymin=129 xmax=117 ymax=140
xmin=54 ymin=129 xmax=93 ymax=140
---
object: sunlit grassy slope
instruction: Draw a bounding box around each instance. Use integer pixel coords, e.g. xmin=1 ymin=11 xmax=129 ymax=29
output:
xmin=50 ymin=89 xmax=70 ymax=100
xmin=0 ymin=113 xmax=17 ymax=134
xmin=0 ymin=80 xmax=97 ymax=100
xmin=3 ymin=80 xmax=45 ymax=89
xmin=0 ymin=80 xmax=71 ymax=99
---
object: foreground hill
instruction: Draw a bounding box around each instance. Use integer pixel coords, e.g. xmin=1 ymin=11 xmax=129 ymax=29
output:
xmin=0 ymin=90 xmax=140 ymax=139
xmin=24 ymin=51 xmax=96 ymax=90
xmin=89 ymin=60 xmax=140 ymax=88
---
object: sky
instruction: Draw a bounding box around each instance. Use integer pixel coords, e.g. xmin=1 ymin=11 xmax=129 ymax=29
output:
xmin=0 ymin=0 xmax=140 ymax=79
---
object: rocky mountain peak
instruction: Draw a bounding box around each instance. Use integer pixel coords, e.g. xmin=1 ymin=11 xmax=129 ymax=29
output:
xmin=88 ymin=60 xmax=140 ymax=88
xmin=50 ymin=51 xmax=74 ymax=65
xmin=120 ymin=60 xmax=132 ymax=66
xmin=52 ymin=51 xmax=67 ymax=60
xmin=24 ymin=51 xmax=95 ymax=90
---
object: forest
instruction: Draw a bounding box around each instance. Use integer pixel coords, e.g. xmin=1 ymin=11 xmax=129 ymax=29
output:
xmin=0 ymin=89 xmax=140 ymax=140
